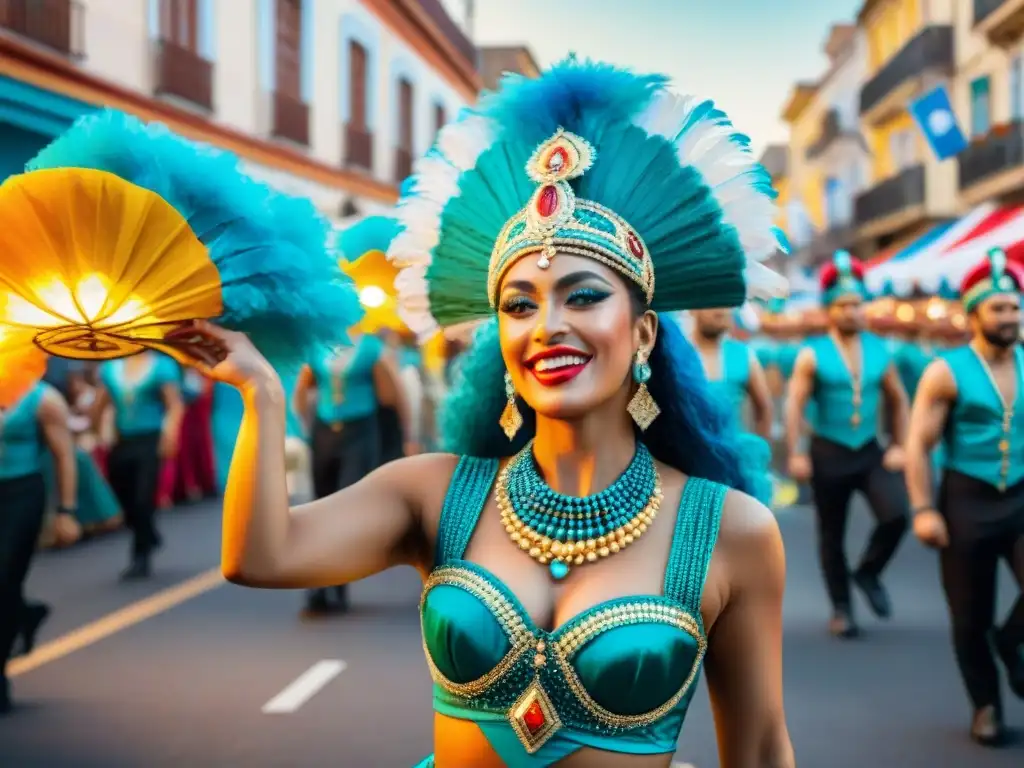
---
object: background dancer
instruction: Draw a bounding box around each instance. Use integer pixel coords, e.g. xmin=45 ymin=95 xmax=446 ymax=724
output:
xmin=292 ymin=331 xmax=412 ymax=615
xmin=689 ymin=307 xmax=775 ymax=505
xmin=906 ymin=248 xmax=1024 ymax=747
xmin=94 ymin=352 xmax=183 ymax=580
xmin=1 ymin=382 xmax=77 ymax=714
xmin=786 ymin=251 xmax=910 ymax=638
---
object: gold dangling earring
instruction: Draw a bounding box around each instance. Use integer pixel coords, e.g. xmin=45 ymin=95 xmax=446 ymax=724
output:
xmin=627 ymin=352 xmax=660 ymax=431
xmin=499 ymin=370 xmax=524 ymax=440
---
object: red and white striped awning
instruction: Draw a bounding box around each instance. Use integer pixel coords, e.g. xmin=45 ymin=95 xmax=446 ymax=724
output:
xmin=915 ymin=204 xmax=1024 ymax=292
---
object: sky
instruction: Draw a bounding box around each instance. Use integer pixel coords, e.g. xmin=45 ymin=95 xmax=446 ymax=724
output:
xmin=448 ymin=0 xmax=864 ymax=155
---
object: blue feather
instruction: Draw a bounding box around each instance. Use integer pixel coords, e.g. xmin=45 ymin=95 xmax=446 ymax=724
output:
xmin=337 ymin=215 xmax=400 ymax=261
xmin=477 ymin=57 xmax=665 ymax=145
xmin=26 ymin=109 xmax=362 ymax=364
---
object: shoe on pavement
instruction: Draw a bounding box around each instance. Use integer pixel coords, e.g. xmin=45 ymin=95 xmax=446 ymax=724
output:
xmin=852 ymin=570 xmax=892 ymax=620
xmin=970 ymin=705 xmax=1006 ymax=747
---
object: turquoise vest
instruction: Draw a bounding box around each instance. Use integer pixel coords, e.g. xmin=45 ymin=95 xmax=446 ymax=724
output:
xmin=0 ymin=383 xmax=47 ymax=481
xmin=942 ymin=345 xmax=1024 ymax=490
xmin=775 ymin=342 xmax=800 ymax=379
xmin=101 ymin=355 xmax=179 ymax=437
xmin=707 ymin=337 xmax=750 ymax=411
xmin=309 ymin=335 xmax=384 ymax=424
xmin=894 ymin=340 xmax=934 ymax=400
xmin=807 ymin=333 xmax=890 ymax=450
xmin=751 ymin=338 xmax=776 ymax=371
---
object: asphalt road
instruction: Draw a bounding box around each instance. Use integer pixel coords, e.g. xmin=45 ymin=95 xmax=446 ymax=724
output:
xmin=1 ymin=498 xmax=1022 ymax=767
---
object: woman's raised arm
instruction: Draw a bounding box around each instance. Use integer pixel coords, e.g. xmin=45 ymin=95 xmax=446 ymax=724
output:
xmin=168 ymin=321 xmax=456 ymax=589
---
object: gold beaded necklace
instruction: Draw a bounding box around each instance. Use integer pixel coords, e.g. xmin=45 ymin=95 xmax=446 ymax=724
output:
xmin=495 ymin=452 xmax=664 ymax=574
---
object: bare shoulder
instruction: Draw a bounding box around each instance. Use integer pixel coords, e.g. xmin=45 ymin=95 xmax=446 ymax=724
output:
xmin=38 ymin=385 xmax=69 ymax=419
xmin=716 ymin=489 xmax=785 ymax=593
xmin=920 ymin=356 xmax=956 ymax=397
xmin=794 ymin=344 xmax=816 ymax=372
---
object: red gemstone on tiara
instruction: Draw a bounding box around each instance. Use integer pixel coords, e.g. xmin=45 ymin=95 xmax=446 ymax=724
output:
xmin=627 ymin=232 xmax=644 ymax=258
xmin=548 ymin=147 xmax=568 ymax=171
xmin=523 ymin=701 xmax=546 ymax=734
xmin=537 ymin=185 xmax=559 ymax=218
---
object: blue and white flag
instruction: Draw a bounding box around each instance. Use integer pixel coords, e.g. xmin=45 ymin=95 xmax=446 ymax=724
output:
xmin=909 ymin=85 xmax=968 ymax=161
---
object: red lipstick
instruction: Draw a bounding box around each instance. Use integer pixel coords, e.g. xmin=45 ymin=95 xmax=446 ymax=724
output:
xmin=524 ymin=345 xmax=592 ymax=386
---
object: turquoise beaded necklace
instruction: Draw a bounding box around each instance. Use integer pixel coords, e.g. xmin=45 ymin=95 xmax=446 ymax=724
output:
xmin=496 ymin=440 xmax=663 ymax=579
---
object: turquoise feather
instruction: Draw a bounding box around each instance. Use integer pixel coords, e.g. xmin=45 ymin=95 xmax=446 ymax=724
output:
xmin=25 ymin=109 xmax=362 ymax=365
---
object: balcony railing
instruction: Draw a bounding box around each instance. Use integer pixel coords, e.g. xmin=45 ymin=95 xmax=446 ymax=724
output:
xmin=0 ymin=0 xmax=84 ymax=56
xmin=394 ymin=146 xmax=413 ymax=183
xmin=854 ymin=165 xmax=926 ymax=226
xmin=958 ymin=122 xmax=1024 ymax=190
xmin=416 ymin=0 xmax=476 ymax=69
xmin=973 ymin=0 xmax=1024 ymax=44
xmin=272 ymin=92 xmax=309 ymax=146
xmin=859 ymin=26 xmax=954 ymax=116
xmin=806 ymin=109 xmax=861 ymax=160
xmin=153 ymin=40 xmax=213 ymax=111
xmin=344 ymin=124 xmax=373 ymax=171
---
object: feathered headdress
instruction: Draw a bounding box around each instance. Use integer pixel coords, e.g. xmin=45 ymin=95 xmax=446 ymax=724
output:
xmin=820 ymin=250 xmax=868 ymax=306
xmin=961 ymin=247 xmax=1024 ymax=312
xmin=387 ymin=58 xmax=788 ymax=339
xmin=0 ymin=110 xmax=360 ymax=405
xmin=336 ymin=215 xmax=405 ymax=334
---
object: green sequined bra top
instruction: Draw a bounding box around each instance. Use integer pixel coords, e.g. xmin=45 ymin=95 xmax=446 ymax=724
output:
xmin=417 ymin=456 xmax=727 ymax=767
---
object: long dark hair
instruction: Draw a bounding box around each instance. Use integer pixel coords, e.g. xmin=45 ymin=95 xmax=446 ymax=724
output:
xmin=437 ymin=286 xmax=755 ymax=495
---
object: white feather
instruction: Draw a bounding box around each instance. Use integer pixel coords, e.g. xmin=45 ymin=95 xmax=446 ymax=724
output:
xmin=436 ymin=115 xmax=497 ymax=172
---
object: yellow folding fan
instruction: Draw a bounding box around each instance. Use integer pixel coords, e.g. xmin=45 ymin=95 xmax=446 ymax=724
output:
xmin=0 ymin=110 xmax=360 ymax=408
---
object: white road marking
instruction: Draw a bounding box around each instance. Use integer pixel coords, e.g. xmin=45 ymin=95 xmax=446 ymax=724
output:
xmin=261 ymin=660 xmax=347 ymax=714
xmin=672 ymin=764 xmax=697 ymax=768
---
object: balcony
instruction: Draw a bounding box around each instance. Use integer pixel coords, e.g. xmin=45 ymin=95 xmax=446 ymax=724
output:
xmin=855 ymin=164 xmax=926 ymax=232
xmin=805 ymin=223 xmax=857 ymax=266
xmin=958 ymin=122 xmax=1024 ymax=204
xmin=394 ymin=146 xmax=413 ymax=183
xmin=271 ymin=92 xmax=309 ymax=147
xmin=344 ymin=124 xmax=374 ymax=172
xmin=0 ymin=0 xmax=83 ymax=56
xmin=806 ymin=109 xmax=862 ymax=161
xmin=153 ymin=40 xmax=213 ymax=112
xmin=975 ymin=0 xmax=1024 ymax=45
xmin=859 ymin=26 xmax=953 ymax=124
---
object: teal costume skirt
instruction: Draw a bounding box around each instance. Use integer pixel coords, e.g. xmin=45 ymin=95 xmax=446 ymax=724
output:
xmin=413 ymin=758 xmax=433 ymax=767
xmin=41 ymin=448 xmax=121 ymax=528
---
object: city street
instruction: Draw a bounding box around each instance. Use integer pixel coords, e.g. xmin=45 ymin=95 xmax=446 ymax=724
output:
xmin=1 ymin=499 xmax=1022 ymax=767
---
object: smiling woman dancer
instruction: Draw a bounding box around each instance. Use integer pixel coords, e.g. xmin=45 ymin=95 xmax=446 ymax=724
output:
xmin=179 ymin=60 xmax=793 ymax=768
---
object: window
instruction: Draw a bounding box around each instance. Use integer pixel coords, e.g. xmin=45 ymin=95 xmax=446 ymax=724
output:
xmin=970 ymin=76 xmax=991 ymax=138
xmin=889 ymin=129 xmax=915 ymax=172
xmin=160 ymin=0 xmax=197 ymax=50
xmin=275 ymin=0 xmax=302 ymax=98
xmin=434 ymin=102 xmax=446 ymax=137
xmin=349 ymin=41 xmax=368 ymax=129
xmin=1012 ymin=55 xmax=1023 ymax=122
xmin=398 ymin=78 xmax=414 ymax=151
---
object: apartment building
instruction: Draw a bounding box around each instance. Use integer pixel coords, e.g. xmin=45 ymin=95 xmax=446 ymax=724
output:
xmin=780 ymin=23 xmax=871 ymax=266
xmin=954 ymin=0 xmax=1024 ymax=208
xmin=0 ymin=0 xmax=480 ymax=223
xmin=854 ymin=0 xmax=958 ymax=254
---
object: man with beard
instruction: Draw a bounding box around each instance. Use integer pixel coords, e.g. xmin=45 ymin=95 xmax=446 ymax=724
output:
xmin=786 ymin=251 xmax=910 ymax=638
xmin=905 ymin=248 xmax=1024 ymax=747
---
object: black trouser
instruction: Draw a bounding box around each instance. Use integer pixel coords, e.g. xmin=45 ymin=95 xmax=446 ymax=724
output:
xmin=809 ymin=436 xmax=909 ymax=612
xmin=307 ymin=415 xmax=381 ymax=608
xmin=939 ymin=470 xmax=1024 ymax=711
xmin=377 ymin=407 xmax=403 ymax=465
xmin=107 ymin=432 xmax=161 ymax=559
xmin=0 ymin=473 xmax=46 ymax=675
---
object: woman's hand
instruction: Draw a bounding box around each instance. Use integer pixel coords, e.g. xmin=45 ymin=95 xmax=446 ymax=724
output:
xmin=166 ymin=321 xmax=280 ymax=393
